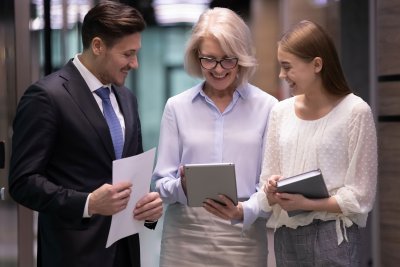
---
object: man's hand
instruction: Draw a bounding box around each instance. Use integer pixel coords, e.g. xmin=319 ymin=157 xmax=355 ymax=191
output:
xmin=88 ymin=182 xmax=132 ymax=216
xmin=203 ymin=195 xmax=244 ymax=221
xmin=133 ymin=192 xmax=163 ymax=221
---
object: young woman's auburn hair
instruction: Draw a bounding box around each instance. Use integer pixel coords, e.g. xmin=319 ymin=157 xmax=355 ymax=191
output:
xmin=279 ymin=20 xmax=352 ymax=96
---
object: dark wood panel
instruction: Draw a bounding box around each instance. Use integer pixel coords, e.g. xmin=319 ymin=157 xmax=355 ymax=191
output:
xmin=379 ymin=82 xmax=400 ymax=116
xmin=378 ymin=1 xmax=400 ymax=75
xmin=379 ymin=123 xmax=400 ymax=149
xmin=379 ymin=122 xmax=400 ymax=266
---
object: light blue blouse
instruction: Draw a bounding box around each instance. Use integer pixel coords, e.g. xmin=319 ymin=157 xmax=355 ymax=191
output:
xmin=152 ymin=82 xmax=277 ymax=229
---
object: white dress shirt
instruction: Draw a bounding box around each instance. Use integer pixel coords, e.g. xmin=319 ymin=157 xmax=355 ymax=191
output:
xmin=72 ymin=54 xmax=126 ymax=217
xmin=152 ymin=82 xmax=277 ymax=229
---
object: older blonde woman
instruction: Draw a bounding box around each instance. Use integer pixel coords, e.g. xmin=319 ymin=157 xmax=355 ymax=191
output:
xmin=152 ymin=7 xmax=277 ymax=267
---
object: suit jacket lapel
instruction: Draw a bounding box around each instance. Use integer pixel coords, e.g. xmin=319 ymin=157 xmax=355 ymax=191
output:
xmin=60 ymin=60 xmax=116 ymax=160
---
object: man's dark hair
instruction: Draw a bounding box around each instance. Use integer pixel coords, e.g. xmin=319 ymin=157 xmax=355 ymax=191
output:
xmin=82 ymin=1 xmax=146 ymax=49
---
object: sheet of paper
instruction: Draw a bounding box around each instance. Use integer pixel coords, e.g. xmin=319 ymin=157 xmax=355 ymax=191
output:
xmin=106 ymin=147 xmax=156 ymax=248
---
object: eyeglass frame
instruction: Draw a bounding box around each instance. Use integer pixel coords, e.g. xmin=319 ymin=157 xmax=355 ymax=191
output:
xmin=198 ymin=56 xmax=239 ymax=70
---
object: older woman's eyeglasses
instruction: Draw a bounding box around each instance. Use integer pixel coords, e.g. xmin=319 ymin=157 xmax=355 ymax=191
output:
xmin=199 ymin=57 xmax=239 ymax=70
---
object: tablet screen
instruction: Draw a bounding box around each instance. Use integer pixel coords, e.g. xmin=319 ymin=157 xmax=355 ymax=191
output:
xmin=184 ymin=163 xmax=238 ymax=207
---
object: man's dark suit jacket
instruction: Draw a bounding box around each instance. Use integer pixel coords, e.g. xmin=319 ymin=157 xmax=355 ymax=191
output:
xmin=9 ymin=60 xmax=144 ymax=267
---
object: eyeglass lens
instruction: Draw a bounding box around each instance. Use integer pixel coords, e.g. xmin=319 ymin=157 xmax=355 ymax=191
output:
xmin=199 ymin=57 xmax=238 ymax=70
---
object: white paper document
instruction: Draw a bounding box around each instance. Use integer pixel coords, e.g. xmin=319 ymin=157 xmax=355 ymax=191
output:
xmin=106 ymin=148 xmax=156 ymax=248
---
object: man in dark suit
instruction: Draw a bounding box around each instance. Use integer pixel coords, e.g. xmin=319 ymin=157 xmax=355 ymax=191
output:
xmin=8 ymin=2 xmax=162 ymax=266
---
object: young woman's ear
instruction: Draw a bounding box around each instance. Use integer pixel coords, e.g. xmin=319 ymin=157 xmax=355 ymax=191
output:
xmin=313 ymin=57 xmax=323 ymax=73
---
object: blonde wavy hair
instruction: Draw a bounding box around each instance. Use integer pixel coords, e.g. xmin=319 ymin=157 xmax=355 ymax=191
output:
xmin=184 ymin=7 xmax=257 ymax=86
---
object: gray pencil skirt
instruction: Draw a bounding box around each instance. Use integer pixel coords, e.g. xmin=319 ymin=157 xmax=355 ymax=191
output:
xmin=274 ymin=220 xmax=360 ymax=267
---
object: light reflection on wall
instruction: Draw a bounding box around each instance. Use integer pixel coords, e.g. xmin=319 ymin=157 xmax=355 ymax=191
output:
xmin=152 ymin=0 xmax=210 ymax=25
xmin=30 ymin=0 xmax=92 ymax=30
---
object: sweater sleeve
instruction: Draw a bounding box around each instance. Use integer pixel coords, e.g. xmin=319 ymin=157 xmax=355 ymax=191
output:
xmin=257 ymin=107 xmax=281 ymax=212
xmin=334 ymin=102 xmax=378 ymax=216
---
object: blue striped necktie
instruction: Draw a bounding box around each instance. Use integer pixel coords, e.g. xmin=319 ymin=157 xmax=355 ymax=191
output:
xmin=95 ymin=87 xmax=124 ymax=159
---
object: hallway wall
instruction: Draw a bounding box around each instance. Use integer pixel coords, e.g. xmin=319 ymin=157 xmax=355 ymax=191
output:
xmin=377 ymin=0 xmax=400 ymax=266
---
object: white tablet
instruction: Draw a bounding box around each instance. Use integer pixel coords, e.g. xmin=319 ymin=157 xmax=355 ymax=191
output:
xmin=184 ymin=163 xmax=238 ymax=207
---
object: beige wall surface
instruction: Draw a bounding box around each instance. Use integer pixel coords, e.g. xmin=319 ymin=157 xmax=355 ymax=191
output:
xmin=250 ymin=0 xmax=280 ymax=98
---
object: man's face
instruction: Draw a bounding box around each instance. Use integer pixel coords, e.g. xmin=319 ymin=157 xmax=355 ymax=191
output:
xmin=97 ymin=33 xmax=141 ymax=86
